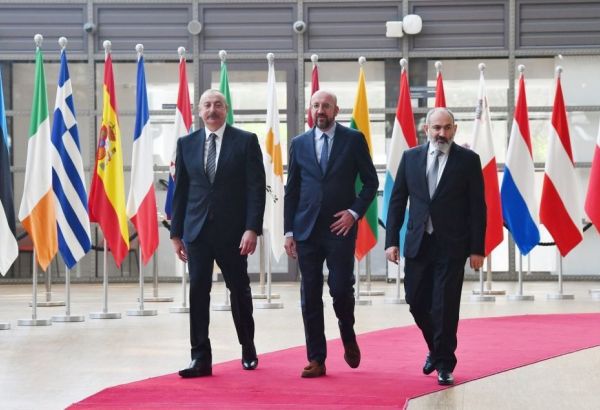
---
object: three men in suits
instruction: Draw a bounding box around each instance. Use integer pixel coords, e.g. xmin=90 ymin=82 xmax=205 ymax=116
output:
xmin=284 ymin=90 xmax=378 ymax=378
xmin=385 ymin=107 xmax=486 ymax=386
xmin=170 ymin=89 xmax=266 ymax=378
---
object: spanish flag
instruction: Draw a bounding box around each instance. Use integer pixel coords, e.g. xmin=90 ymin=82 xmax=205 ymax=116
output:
xmin=350 ymin=65 xmax=378 ymax=261
xmin=88 ymin=47 xmax=129 ymax=267
xmin=18 ymin=41 xmax=57 ymax=271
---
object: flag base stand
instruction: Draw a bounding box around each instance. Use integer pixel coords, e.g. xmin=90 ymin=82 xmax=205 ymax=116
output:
xmin=90 ymin=312 xmax=121 ymax=319
xmin=589 ymin=289 xmax=600 ymax=294
xmin=591 ymin=293 xmax=600 ymax=301
xmin=52 ymin=314 xmax=85 ymax=322
xmin=18 ymin=318 xmax=52 ymax=326
xmin=252 ymin=293 xmax=280 ymax=299
xmin=471 ymin=290 xmax=506 ymax=296
xmin=211 ymin=304 xmax=231 ymax=311
xmin=359 ymin=290 xmax=385 ymax=296
xmin=127 ymin=309 xmax=157 ymax=316
xmin=0 ymin=322 xmax=11 ymax=330
xmin=384 ymin=297 xmax=406 ymax=304
xmin=141 ymin=297 xmax=173 ymax=302
xmin=169 ymin=306 xmax=190 ymax=313
xmin=355 ymin=299 xmax=372 ymax=306
xmin=255 ymin=301 xmax=284 ymax=309
xmin=507 ymin=294 xmax=534 ymax=301
xmin=470 ymin=294 xmax=495 ymax=302
xmin=30 ymin=300 xmax=65 ymax=307
xmin=546 ymin=293 xmax=574 ymax=300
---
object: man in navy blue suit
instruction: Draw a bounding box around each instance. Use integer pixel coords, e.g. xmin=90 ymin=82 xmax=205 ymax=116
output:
xmin=171 ymin=89 xmax=266 ymax=378
xmin=385 ymin=107 xmax=486 ymax=386
xmin=284 ymin=90 xmax=378 ymax=378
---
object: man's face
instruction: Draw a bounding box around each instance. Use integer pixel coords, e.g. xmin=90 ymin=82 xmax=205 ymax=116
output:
xmin=310 ymin=92 xmax=339 ymax=131
xmin=424 ymin=110 xmax=457 ymax=150
xmin=200 ymin=93 xmax=227 ymax=130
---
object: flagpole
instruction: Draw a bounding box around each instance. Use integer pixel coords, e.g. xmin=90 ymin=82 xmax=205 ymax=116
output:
xmin=34 ymin=262 xmax=65 ymax=307
xmin=52 ymin=265 xmax=85 ymax=322
xmin=256 ymin=230 xmax=283 ymax=309
xmin=359 ymin=252 xmax=384 ymax=296
xmin=547 ymin=253 xmax=574 ymax=300
xmin=19 ymin=249 xmax=52 ymax=326
xmin=144 ymin=252 xmax=173 ymax=302
xmin=507 ymin=249 xmax=534 ymax=301
xmin=385 ymin=257 xmax=406 ymax=304
xmin=128 ymin=242 xmax=157 ymax=316
xmin=470 ymin=264 xmax=495 ymax=302
xmin=355 ymin=257 xmax=371 ymax=306
xmin=90 ymin=239 xmax=121 ymax=319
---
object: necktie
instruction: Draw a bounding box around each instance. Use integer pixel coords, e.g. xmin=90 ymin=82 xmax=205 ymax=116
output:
xmin=206 ymin=133 xmax=217 ymax=184
xmin=426 ymin=149 xmax=442 ymax=233
xmin=320 ymin=134 xmax=329 ymax=174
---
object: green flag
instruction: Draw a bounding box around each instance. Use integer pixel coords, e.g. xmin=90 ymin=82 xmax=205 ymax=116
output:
xmin=219 ymin=61 xmax=234 ymax=125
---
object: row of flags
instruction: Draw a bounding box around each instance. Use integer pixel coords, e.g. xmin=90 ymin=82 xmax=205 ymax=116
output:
xmin=2 ymin=47 xmax=600 ymax=275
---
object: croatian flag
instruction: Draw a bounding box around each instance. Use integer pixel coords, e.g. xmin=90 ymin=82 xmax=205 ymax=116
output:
xmin=539 ymin=68 xmax=583 ymax=256
xmin=51 ymin=41 xmax=92 ymax=268
xmin=501 ymin=69 xmax=539 ymax=255
xmin=165 ymin=48 xmax=192 ymax=219
xmin=126 ymin=47 xmax=158 ymax=264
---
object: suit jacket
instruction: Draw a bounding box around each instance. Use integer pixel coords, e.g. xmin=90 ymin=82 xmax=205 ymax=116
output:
xmin=170 ymin=124 xmax=266 ymax=244
xmin=384 ymin=142 xmax=486 ymax=259
xmin=284 ymin=123 xmax=378 ymax=241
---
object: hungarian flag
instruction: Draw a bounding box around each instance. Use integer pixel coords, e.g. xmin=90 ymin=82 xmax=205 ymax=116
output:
xmin=351 ymin=65 xmax=377 ymax=260
xmin=501 ymin=71 xmax=540 ymax=255
xmin=18 ymin=42 xmax=58 ymax=271
xmin=51 ymin=44 xmax=92 ymax=269
xmin=220 ymin=59 xmax=234 ymax=125
xmin=434 ymin=64 xmax=446 ymax=107
xmin=165 ymin=49 xmax=192 ymax=220
xmin=585 ymin=119 xmax=600 ymax=232
xmin=471 ymin=67 xmax=503 ymax=256
xmin=307 ymin=61 xmax=319 ymax=128
xmin=126 ymin=50 xmax=158 ymax=265
xmin=88 ymin=49 xmax=129 ymax=267
xmin=0 ymin=68 xmax=17 ymax=275
xmin=264 ymin=56 xmax=285 ymax=262
xmin=540 ymin=71 xmax=583 ymax=256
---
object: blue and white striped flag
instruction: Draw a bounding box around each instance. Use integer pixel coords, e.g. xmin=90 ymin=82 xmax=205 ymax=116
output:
xmin=51 ymin=43 xmax=92 ymax=268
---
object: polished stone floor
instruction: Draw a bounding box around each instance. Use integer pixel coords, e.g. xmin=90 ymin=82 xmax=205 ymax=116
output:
xmin=1 ymin=279 xmax=599 ymax=410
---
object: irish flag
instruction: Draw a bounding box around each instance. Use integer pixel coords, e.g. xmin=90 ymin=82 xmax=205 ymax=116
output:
xmin=88 ymin=45 xmax=129 ymax=267
xmin=351 ymin=63 xmax=377 ymax=260
xmin=18 ymin=38 xmax=58 ymax=271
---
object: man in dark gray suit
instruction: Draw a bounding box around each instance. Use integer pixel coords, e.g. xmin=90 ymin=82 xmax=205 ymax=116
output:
xmin=171 ymin=89 xmax=266 ymax=378
xmin=385 ymin=107 xmax=486 ymax=386
xmin=284 ymin=90 xmax=378 ymax=378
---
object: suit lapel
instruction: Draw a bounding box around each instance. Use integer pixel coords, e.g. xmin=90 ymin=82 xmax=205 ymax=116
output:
xmin=324 ymin=123 xmax=343 ymax=177
xmin=418 ymin=143 xmax=429 ymax=198
xmin=193 ymin=129 xmax=209 ymax=182
xmin=214 ymin=124 xmax=233 ymax=184
xmin=432 ymin=142 xmax=457 ymax=200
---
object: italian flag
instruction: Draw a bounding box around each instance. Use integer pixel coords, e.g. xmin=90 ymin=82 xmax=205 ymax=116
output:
xmin=350 ymin=66 xmax=378 ymax=261
xmin=18 ymin=44 xmax=57 ymax=271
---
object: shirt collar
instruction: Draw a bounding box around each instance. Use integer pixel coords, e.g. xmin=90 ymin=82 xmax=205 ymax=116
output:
xmin=315 ymin=122 xmax=337 ymax=140
xmin=205 ymin=123 xmax=227 ymax=140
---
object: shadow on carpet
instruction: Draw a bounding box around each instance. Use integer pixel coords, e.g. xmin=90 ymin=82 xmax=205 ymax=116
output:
xmin=70 ymin=313 xmax=600 ymax=409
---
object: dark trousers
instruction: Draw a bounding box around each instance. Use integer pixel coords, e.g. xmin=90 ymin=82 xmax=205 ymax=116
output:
xmin=185 ymin=220 xmax=255 ymax=364
xmin=296 ymin=224 xmax=357 ymax=364
xmin=404 ymin=232 xmax=466 ymax=372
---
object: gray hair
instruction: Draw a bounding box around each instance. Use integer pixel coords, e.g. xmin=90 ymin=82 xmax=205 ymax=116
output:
xmin=425 ymin=107 xmax=455 ymax=125
xmin=199 ymin=89 xmax=228 ymax=108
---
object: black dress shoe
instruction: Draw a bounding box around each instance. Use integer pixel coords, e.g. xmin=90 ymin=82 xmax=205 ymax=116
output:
xmin=242 ymin=344 xmax=258 ymax=370
xmin=178 ymin=359 xmax=212 ymax=378
xmin=422 ymin=353 xmax=435 ymax=375
xmin=343 ymin=340 xmax=361 ymax=369
xmin=437 ymin=369 xmax=454 ymax=386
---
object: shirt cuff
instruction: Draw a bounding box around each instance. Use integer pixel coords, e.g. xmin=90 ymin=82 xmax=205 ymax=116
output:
xmin=347 ymin=209 xmax=359 ymax=220
xmin=285 ymin=232 xmax=294 ymax=238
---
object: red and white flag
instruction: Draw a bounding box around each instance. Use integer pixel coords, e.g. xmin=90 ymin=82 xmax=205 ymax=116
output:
xmin=471 ymin=65 xmax=503 ymax=256
xmin=434 ymin=61 xmax=446 ymax=108
xmin=306 ymin=56 xmax=320 ymax=128
xmin=540 ymin=68 xmax=583 ymax=256
xmin=585 ymin=120 xmax=600 ymax=232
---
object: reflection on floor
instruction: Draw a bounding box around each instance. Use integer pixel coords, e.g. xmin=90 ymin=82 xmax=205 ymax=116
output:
xmin=1 ymin=280 xmax=599 ymax=410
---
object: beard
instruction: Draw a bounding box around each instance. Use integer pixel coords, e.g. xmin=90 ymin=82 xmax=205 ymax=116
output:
xmin=315 ymin=114 xmax=334 ymax=130
xmin=431 ymin=135 xmax=452 ymax=151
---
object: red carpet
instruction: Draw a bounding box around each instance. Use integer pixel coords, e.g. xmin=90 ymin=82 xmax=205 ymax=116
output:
xmin=70 ymin=313 xmax=600 ymax=409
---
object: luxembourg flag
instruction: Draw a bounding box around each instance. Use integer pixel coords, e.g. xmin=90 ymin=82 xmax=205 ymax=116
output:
xmin=584 ymin=119 xmax=600 ymax=232
xmin=501 ymin=67 xmax=539 ymax=255
xmin=165 ymin=47 xmax=192 ymax=220
xmin=381 ymin=61 xmax=417 ymax=233
xmin=126 ymin=46 xmax=158 ymax=265
xmin=540 ymin=67 xmax=583 ymax=256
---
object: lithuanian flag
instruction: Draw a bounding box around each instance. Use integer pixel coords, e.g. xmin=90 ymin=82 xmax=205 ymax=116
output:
xmin=18 ymin=41 xmax=57 ymax=271
xmin=88 ymin=48 xmax=129 ymax=267
xmin=350 ymin=65 xmax=378 ymax=261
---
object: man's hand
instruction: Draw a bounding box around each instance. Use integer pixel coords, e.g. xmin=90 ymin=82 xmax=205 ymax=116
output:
xmin=284 ymin=237 xmax=297 ymax=259
xmin=239 ymin=230 xmax=258 ymax=255
xmin=330 ymin=210 xmax=355 ymax=236
xmin=469 ymin=254 xmax=484 ymax=271
xmin=172 ymin=237 xmax=188 ymax=262
xmin=385 ymin=246 xmax=400 ymax=264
